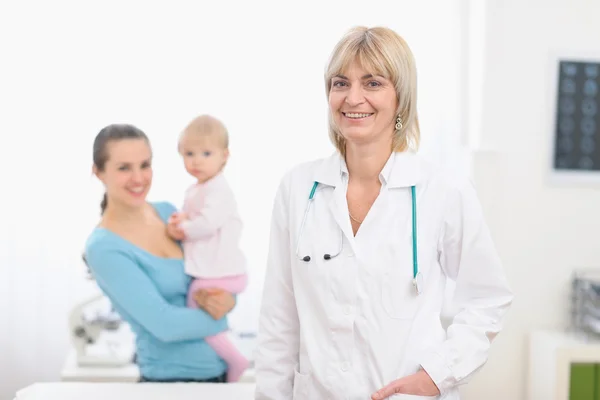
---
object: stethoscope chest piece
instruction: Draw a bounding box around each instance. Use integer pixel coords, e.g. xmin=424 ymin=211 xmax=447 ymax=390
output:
xmin=413 ymin=271 xmax=424 ymax=296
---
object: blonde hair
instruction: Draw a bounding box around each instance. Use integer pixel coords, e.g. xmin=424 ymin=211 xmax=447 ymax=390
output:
xmin=178 ymin=114 xmax=229 ymax=150
xmin=325 ymin=26 xmax=420 ymax=155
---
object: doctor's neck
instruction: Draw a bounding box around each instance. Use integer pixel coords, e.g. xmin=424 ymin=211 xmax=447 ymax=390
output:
xmin=344 ymin=140 xmax=392 ymax=184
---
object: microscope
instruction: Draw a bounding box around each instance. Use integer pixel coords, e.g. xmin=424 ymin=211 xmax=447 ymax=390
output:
xmin=69 ymin=294 xmax=134 ymax=367
xmin=69 ymin=257 xmax=135 ymax=367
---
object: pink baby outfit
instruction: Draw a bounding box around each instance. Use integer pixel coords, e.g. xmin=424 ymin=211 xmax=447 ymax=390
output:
xmin=179 ymin=172 xmax=248 ymax=382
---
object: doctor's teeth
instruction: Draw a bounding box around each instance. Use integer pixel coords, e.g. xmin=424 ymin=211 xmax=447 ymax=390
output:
xmin=345 ymin=113 xmax=372 ymax=118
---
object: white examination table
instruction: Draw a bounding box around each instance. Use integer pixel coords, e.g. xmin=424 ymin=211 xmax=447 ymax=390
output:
xmin=14 ymin=382 xmax=256 ymax=400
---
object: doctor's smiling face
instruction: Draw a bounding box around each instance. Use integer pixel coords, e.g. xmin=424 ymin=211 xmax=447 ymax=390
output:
xmin=325 ymin=26 xmax=420 ymax=155
xmin=328 ymin=60 xmax=398 ymax=148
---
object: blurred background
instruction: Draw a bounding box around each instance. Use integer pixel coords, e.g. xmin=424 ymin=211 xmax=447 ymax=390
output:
xmin=1 ymin=0 xmax=600 ymax=399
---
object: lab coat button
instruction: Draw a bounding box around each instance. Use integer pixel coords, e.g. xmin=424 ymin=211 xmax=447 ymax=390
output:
xmin=347 ymin=252 xmax=354 ymax=257
xmin=344 ymin=306 xmax=351 ymax=315
xmin=341 ymin=362 xmax=349 ymax=372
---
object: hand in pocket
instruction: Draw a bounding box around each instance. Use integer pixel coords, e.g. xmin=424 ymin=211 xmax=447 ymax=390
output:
xmin=371 ymin=369 xmax=440 ymax=399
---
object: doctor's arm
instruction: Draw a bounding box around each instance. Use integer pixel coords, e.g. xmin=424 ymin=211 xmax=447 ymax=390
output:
xmin=85 ymin=244 xmax=228 ymax=343
xmin=254 ymin=179 xmax=300 ymax=400
xmin=418 ymin=179 xmax=514 ymax=394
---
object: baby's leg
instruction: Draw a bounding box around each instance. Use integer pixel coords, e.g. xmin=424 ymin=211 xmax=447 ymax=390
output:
xmin=187 ymin=275 xmax=250 ymax=381
xmin=186 ymin=278 xmax=209 ymax=309
xmin=205 ymin=333 xmax=249 ymax=382
xmin=207 ymin=274 xmax=248 ymax=294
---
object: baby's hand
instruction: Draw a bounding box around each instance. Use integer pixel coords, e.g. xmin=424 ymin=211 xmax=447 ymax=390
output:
xmin=178 ymin=212 xmax=188 ymax=221
xmin=167 ymin=222 xmax=185 ymax=241
xmin=167 ymin=212 xmax=186 ymax=240
xmin=169 ymin=212 xmax=188 ymax=225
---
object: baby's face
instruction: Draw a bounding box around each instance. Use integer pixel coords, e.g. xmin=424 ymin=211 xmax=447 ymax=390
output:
xmin=179 ymin=135 xmax=229 ymax=183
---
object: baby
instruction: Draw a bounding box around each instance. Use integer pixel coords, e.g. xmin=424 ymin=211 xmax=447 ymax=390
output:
xmin=167 ymin=114 xmax=249 ymax=382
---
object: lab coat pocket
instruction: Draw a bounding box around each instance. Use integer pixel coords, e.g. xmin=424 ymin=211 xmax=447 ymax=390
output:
xmin=391 ymin=394 xmax=438 ymax=399
xmin=292 ymin=367 xmax=311 ymax=400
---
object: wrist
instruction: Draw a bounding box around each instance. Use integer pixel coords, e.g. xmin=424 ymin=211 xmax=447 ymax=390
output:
xmin=417 ymin=369 xmax=439 ymax=394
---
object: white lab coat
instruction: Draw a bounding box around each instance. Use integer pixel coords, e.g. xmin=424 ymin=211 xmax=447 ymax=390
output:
xmin=254 ymin=151 xmax=513 ymax=400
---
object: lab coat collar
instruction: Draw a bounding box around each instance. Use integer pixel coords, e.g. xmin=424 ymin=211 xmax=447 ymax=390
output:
xmin=313 ymin=150 xmax=423 ymax=188
xmin=386 ymin=151 xmax=423 ymax=188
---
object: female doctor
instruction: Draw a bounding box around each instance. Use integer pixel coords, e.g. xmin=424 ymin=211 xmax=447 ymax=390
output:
xmin=254 ymin=26 xmax=513 ymax=400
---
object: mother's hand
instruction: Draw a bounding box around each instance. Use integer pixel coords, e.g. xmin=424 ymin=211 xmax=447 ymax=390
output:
xmin=193 ymin=288 xmax=235 ymax=320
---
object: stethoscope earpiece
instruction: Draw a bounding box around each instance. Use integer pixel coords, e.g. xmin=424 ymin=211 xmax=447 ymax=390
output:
xmin=301 ymin=254 xmax=332 ymax=262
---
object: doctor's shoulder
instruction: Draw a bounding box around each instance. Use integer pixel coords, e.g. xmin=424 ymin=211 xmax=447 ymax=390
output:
xmin=275 ymin=157 xmax=329 ymax=194
xmin=417 ymin=155 xmax=481 ymax=209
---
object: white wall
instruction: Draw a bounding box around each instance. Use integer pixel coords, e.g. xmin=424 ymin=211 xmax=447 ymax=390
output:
xmin=464 ymin=1 xmax=600 ymax=400
xmin=0 ymin=1 xmax=468 ymax=399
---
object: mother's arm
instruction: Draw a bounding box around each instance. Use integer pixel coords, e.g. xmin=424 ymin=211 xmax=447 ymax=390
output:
xmin=85 ymin=243 xmax=228 ymax=343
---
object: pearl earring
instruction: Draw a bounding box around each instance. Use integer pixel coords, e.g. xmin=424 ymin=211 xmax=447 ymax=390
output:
xmin=395 ymin=116 xmax=403 ymax=130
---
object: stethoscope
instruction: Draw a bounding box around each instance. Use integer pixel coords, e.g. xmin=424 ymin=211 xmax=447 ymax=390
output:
xmin=295 ymin=181 xmax=423 ymax=295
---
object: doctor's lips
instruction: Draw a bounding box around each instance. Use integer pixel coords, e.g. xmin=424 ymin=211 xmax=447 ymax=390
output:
xmin=342 ymin=112 xmax=374 ymax=119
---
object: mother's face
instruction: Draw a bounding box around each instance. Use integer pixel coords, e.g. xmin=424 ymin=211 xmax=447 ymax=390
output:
xmin=95 ymin=138 xmax=153 ymax=210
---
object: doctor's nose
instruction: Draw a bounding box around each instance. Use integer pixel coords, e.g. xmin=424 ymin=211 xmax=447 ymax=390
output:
xmin=345 ymin=86 xmax=365 ymax=107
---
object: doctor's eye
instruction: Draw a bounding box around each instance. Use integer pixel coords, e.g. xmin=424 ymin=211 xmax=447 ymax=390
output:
xmin=332 ymin=80 xmax=348 ymax=88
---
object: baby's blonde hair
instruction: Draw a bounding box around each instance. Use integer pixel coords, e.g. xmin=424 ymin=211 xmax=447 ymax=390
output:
xmin=178 ymin=114 xmax=229 ymax=150
xmin=325 ymin=26 xmax=420 ymax=155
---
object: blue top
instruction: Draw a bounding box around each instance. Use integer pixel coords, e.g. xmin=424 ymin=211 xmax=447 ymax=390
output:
xmin=84 ymin=201 xmax=228 ymax=380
